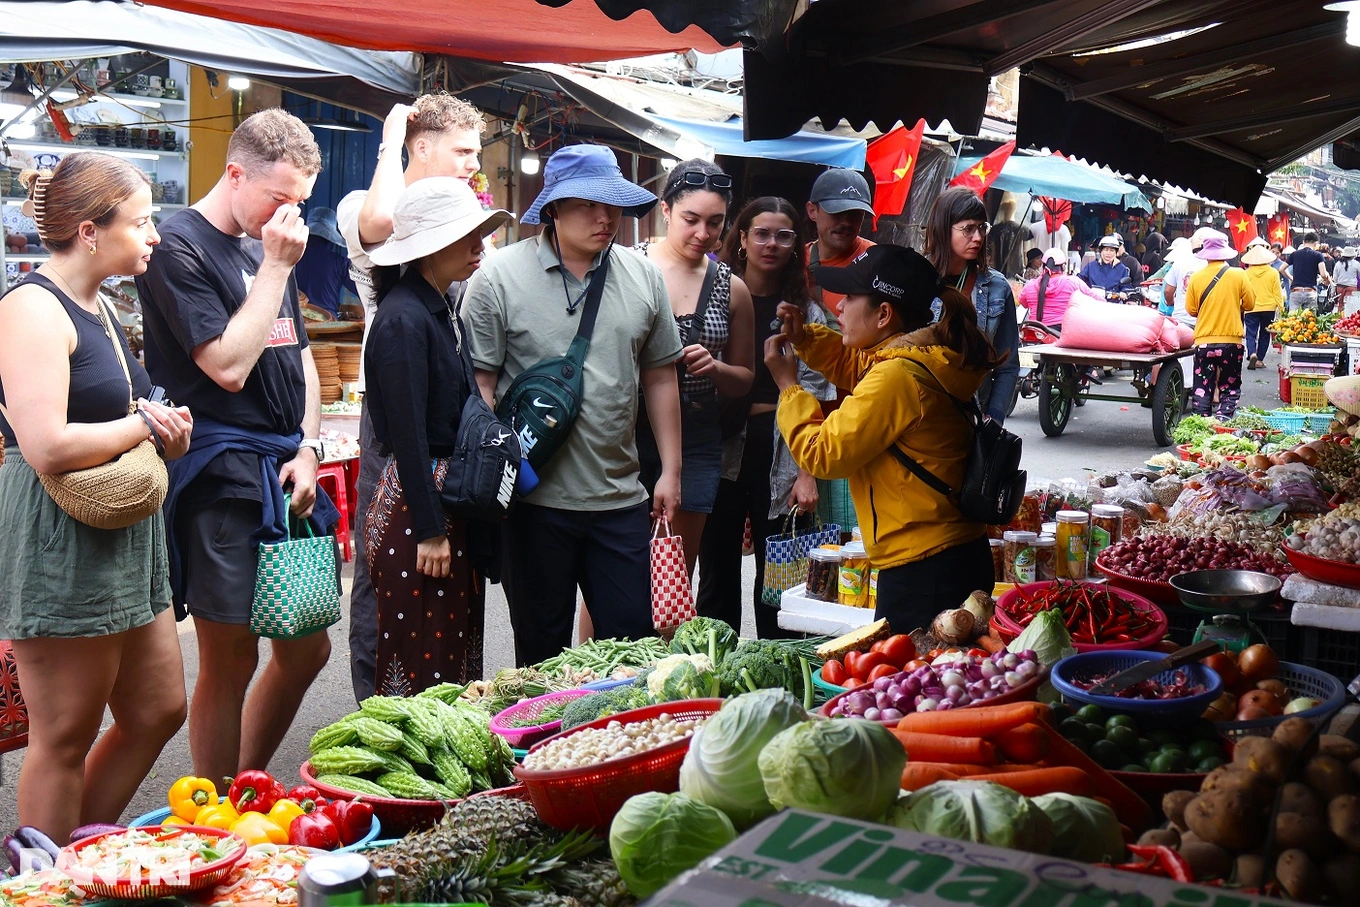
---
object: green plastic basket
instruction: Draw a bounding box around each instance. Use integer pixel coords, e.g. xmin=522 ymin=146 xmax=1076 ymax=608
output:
xmin=811 ymin=665 xmax=851 ymax=703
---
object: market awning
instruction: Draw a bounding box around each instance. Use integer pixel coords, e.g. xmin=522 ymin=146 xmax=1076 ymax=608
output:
xmin=0 ymin=1 xmax=419 ymax=115
xmin=138 ymin=0 xmax=728 ymax=63
xmin=531 ymin=0 xmax=795 ymax=50
xmin=650 ymin=114 xmax=865 ymax=168
xmin=952 ymin=152 xmax=1151 ymax=209
xmin=1262 ymin=190 xmax=1352 ymax=230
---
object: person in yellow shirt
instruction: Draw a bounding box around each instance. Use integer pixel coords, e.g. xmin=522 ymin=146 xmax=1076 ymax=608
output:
xmin=762 ymin=244 xmax=1003 ymax=631
xmin=1185 ymin=233 xmax=1255 ymax=419
xmin=1241 ymin=238 xmax=1284 ymax=371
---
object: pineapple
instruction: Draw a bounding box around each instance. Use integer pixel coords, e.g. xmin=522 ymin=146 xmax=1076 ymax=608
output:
xmin=410 ymin=830 xmax=600 ymax=906
xmin=547 ymin=859 xmax=635 ymax=907
xmin=449 ymin=795 xmax=555 ymax=847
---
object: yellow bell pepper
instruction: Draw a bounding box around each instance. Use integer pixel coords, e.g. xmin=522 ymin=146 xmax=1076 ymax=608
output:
xmin=229 ymin=812 xmax=288 ymax=847
xmin=168 ymin=776 xmax=220 ymax=821
xmin=194 ymin=802 xmax=241 ymax=830
xmin=160 ymin=815 xmax=193 ymax=827
xmin=267 ymin=799 xmax=305 ymax=830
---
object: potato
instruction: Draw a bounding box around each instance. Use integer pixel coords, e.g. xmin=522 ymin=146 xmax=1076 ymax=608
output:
xmin=1321 ymin=734 xmax=1360 ymax=764
xmin=1162 ymin=790 xmax=1196 ymax=830
xmin=1180 ymin=840 xmax=1233 ymax=882
xmin=1137 ymin=827 xmax=1180 ymax=848
xmin=1278 ymin=781 xmax=1325 ymax=820
xmin=1330 ymin=794 xmax=1360 ymax=852
xmin=1307 ymin=755 xmax=1359 ymax=800
xmin=1185 ymin=790 xmax=1266 ymax=852
xmin=1233 ymin=736 xmax=1290 ymax=783
xmin=1233 ymin=853 xmax=1266 ymax=890
xmin=1277 ymin=811 xmax=1336 ymax=859
xmin=1274 ymin=716 xmax=1319 ymax=757
xmin=1277 ymin=849 xmax=1325 ymax=902
xmin=1352 ymin=756 xmax=1360 ymax=786
xmin=1324 ymin=854 xmax=1360 ymax=903
xmin=1203 ymin=765 xmax=1276 ymax=810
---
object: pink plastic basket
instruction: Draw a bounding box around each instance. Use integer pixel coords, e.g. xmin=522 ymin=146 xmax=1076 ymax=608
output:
xmin=490 ymin=688 xmax=595 ymax=749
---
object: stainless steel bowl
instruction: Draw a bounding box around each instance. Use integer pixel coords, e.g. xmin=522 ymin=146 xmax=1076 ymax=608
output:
xmin=1169 ymin=570 xmax=1282 ymax=613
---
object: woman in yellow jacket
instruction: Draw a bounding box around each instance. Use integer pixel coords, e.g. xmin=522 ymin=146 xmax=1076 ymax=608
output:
xmin=1241 ymin=239 xmax=1284 ymax=371
xmin=764 ymin=244 xmax=1004 ymax=630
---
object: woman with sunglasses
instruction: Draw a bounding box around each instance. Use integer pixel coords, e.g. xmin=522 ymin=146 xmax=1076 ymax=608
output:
xmin=635 ymin=160 xmax=753 ymax=576
xmin=696 ymin=197 xmax=834 ymax=638
xmin=923 ymin=187 xmax=1019 ymax=424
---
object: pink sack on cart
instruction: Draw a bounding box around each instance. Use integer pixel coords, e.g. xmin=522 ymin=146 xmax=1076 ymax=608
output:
xmin=1059 ymin=298 xmax=1168 ymax=354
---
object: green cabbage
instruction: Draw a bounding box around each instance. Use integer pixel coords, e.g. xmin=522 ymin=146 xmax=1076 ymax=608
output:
xmin=1010 ymin=609 xmax=1077 ymax=703
xmin=888 ymin=781 xmax=1055 ymax=854
xmin=679 ymin=689 xmax=808 ymax=829
xmin=609 ymin=791 xmax=736 ymax=897
xmin=1032 ymin=793 xmax=1125 ymax=863
xmin=757 ymin=719 xmax=905 ymax=822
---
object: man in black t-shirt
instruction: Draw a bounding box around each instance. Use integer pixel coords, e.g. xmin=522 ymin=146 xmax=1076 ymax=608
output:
xmin=137 ymin=109 xmax=331 ymax=782
xmin=1285 ymin=231 xmax=1330 ymax=312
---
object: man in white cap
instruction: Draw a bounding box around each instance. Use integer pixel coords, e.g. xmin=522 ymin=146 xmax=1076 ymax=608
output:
xmin=1162 ymin=226 xmax=1219 ymax=328
xmin=464 ymin=143 xmax=683 ymax=666
xmin=805 ymin=168 xmax=875 ymax=319
xmin=1334 ymin=246 xmax=1360 ymax=315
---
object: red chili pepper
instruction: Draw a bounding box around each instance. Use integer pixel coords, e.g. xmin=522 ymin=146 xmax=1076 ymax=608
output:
xmin=1107 ymin=845 xmax=1195 ymax=883
xmin=227 ymin=770 xmax=281 ymax=814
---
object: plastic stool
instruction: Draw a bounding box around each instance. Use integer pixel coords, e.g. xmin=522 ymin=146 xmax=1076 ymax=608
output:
xmin=315 ymin=462 xmax=352 ymax=562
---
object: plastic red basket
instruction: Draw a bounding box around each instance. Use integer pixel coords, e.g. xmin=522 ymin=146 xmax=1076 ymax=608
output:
xmin=513 ymin=699 xmax=722 ymax=831
xmin=490 ymin=688 xmax=595 ymax=749
xmin=1093 ymin=559 xmax=1180 ymax=607
xmin=993 ymin=581 xmax=1168 ymax=651
xmin=299 ymin=761 xmax=449 ymax=837
xmin=1284 ymin=546 xmax=1360 ymax=590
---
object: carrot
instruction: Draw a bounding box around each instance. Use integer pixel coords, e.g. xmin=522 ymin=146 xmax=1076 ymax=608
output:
xmin=967 ymin=763 xmax=1045 ymax=774
xmin=975 ymin=634 xmax=1006 ymax=654
xmin=901 ymin=763 xmax=961 ymax=790
xmin=989 ymin=723 xmax=1049 ymax=764
xmin=967 ymin=766 xmax=1094 ymax=797
xmin=899 ymin=762 xmax=1041 ymax=778
xmin=896 ymin=701 xmax=1049 ymax=737
xmin=1042 ymin=726 xmax=1153 ymax=831
xmin=890 ymin=731 xmax=997 ymax=765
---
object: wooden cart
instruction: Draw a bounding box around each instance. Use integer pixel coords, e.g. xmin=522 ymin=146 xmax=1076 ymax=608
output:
xmin=1017 ymin=344 xmax=1194 ymax=446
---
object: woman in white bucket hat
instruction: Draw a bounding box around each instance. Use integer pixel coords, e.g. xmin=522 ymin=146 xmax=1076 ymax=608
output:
xmin=362 ymin=177 xmax=510 ymax=692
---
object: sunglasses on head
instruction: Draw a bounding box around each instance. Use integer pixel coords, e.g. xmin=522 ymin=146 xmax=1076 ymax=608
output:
xmin=673 ymin=171 xmax=733 ymax=192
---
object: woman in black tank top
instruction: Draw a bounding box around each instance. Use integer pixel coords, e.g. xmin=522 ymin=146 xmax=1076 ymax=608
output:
xmin=0 ymin=154 xmax=192 ymax=840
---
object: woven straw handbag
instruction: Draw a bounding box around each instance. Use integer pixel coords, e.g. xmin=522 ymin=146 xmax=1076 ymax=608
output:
xmin=0 ymin=301 xmax=167 ymax=530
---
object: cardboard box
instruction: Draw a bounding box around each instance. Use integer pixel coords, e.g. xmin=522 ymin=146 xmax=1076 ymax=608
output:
xmin=644 ymin=809 xmax=1292 ymax=907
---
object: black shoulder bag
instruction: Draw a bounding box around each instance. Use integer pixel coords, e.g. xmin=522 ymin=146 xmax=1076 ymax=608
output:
xmin=495 ymin=251 xmax=610 ymax=472
xmin=889 ymin=359 xmax=1026 ymax=525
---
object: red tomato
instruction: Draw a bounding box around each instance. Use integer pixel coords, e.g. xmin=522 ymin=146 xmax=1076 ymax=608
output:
xmin=870 ymin=638 xmax=889 ymax=655
xmin=927 ymin=648 xmax=945 ymax=660
xmin=866 ymin=663 xmax=898 ymax=682
xmin=844 ymin=651 xmax=863 ymax=676
xmin=902 ymin=659 xmax=930 ymax=673
xmin=821 ymin=659 xmax=848 ymax=686
xmin=966 ymin=648 xmax=987 ymax=659
xmin=852 ymin=652 xmax=891 ymax=679
xmin=879 ymin=635 xmax=916 ymax=667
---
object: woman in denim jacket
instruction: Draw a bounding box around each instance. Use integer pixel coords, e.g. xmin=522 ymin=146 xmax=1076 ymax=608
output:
xmin=923 ymin=187 xmax=1019 ymax=424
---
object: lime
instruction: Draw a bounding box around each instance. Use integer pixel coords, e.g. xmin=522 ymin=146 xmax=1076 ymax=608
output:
xmin=1120 ymin=763 xmax=1148 ymax=773
xmin=1147 ymin=752 xmax=1181 ymax=773
xmin=1091 ymin=739 xmax=1125 ymax=769
xmin=1049 ymin=703 xmax=1074 ymax=725
xmin=1077 ymin=704 xmax=1106 ymax=724
xmin=1195 ymin=756 xmax=1226 ymax=773
xmin=1105 ymin=714 xmax=1138 ymax=731
xmin=1138 ymin=737 xmax=1153 ymax=754
xmin=1148 ymin=729 xmax=1179 ymax=748
xmin=1060 ymin=717 xmax=1090 ymax=741
xmin=1188 ymin=739 xmax=1222 ymax=763
xmin=1106 ymin=725 xmax=1141 ymax=751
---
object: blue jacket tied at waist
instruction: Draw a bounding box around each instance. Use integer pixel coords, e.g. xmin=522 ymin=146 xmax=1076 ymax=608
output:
xmin=163 ymin=418 xmax=340 ymax=606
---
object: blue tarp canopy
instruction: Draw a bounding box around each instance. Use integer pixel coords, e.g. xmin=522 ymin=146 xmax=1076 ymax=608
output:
xmin=652 ymin=114 xmax=865 ymax=169
xmin=953 ymin=153 xmax=1152 ymax=210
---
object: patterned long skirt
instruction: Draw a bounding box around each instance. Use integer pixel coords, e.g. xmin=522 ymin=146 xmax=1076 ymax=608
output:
xmin=364 ymin=457 xmax=484 ymax=695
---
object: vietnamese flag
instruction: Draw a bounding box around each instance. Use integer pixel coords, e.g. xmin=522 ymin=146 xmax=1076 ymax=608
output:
xmin=1268 ymin=212 xmax=1291 ymax=248
xmin=1225 ymin=208 xmax=1259 ymax=252
xmin=866 ymin=119 xmax=926 ymax=227
xmin=950 ymin=140 xmax=1015 ymax=193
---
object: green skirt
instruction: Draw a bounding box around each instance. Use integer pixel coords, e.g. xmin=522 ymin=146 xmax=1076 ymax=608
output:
xmin=0 ymin=447 xmax=170 ymax=639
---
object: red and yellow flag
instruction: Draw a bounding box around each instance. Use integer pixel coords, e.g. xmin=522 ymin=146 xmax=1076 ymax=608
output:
xmin=1225 ymin=208 xmax=1259 ymax=252
xmin=949 ymin=140 xmax=1015 ymax=194
xmin=1267 ymin=212 xmax=1291 ymax=248
xmin=865 ymin=119 xmax=926 ymax=227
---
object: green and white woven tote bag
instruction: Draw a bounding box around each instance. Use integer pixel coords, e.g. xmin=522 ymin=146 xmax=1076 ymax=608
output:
xmin=251 ymin=496 xmax=341 ymax=639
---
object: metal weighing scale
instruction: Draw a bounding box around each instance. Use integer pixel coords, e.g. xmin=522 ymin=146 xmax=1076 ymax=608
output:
xmin=1169 ymin=570 xmax=1284 ymax=654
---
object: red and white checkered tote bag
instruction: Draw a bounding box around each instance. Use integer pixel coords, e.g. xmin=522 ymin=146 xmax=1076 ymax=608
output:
xmin=651 ymin=518 xmax=696 ymax=634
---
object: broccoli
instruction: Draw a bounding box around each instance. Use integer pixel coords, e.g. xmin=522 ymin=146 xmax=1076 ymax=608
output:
xmin=559 ymin=685 xmax=649 ymax=731
xmin=716 ymin=640 xmax=814 ymax=710
xmin=669 ymin=617 xmax=739 ymax=664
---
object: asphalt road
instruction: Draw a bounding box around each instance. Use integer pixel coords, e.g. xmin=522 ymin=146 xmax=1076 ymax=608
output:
xmin=0 ymin=354 xmax=1288 ymax=832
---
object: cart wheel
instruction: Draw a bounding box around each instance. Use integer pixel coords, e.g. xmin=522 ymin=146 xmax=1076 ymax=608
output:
xmin=1038 ymin=364 xmax=1073 ymax=437
xmin=1151 ymin=361 xmax=1185 ymax=447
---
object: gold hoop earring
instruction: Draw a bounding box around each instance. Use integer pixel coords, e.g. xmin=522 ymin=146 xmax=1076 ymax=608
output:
xmin=88 ymin=244 xmax=96 ymax=255
xmin=738 ymin=247 xmax=747 ymax=260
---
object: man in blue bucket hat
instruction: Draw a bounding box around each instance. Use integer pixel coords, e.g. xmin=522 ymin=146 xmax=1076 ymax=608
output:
xmin=465 ymin=143 xmax=684 ymax=665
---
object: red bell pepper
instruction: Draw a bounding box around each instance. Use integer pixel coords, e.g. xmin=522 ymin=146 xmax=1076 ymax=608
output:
xmin=286 ymin=785 xmax=329 ymax=814
xmin=226 ymin=770 xmax=282 ymax=814
xmin=324 ymin=799 xmax=375 ymax=846
xmin=289 ymin=812 xmax=341 ymax=850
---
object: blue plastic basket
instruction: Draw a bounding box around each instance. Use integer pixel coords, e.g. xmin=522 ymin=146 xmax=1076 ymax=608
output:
xmin=1214 ymin=661 xmax=1348 ymax=741
xmin=1264 ymin=410 xmax=1308 ymax=433
xmin=1303 ymin=409 xmax=1337 ymax=434
xmin=580 ymin=676 xmax=637 ymax=692
xmin=1051 ymin=650 xmax=1223 ymax=720
xmin=126 ymin=804 xmax=380 ymax=852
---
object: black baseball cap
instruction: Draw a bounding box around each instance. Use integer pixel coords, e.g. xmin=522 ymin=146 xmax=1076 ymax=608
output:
xmin=809 ymin=168 xmax=875 ymax=215
xmin=809 ymin=244 xmax=941 ymax=311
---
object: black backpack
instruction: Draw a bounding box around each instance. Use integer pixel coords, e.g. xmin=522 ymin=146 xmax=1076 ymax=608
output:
xmin=441 ymin=319 xmax=521 ymax=522
xmin=889 ymin=359 xmax=1026 ymax=525
xmin=495 ymin=252 xmax=609 ymax=472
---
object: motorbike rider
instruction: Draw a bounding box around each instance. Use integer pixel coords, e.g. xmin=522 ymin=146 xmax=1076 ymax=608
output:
xmin=1078 ymin=235 xmax=1132 ymax=297
xmin=1019 ymin=248 xmax=1106 ymax=328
